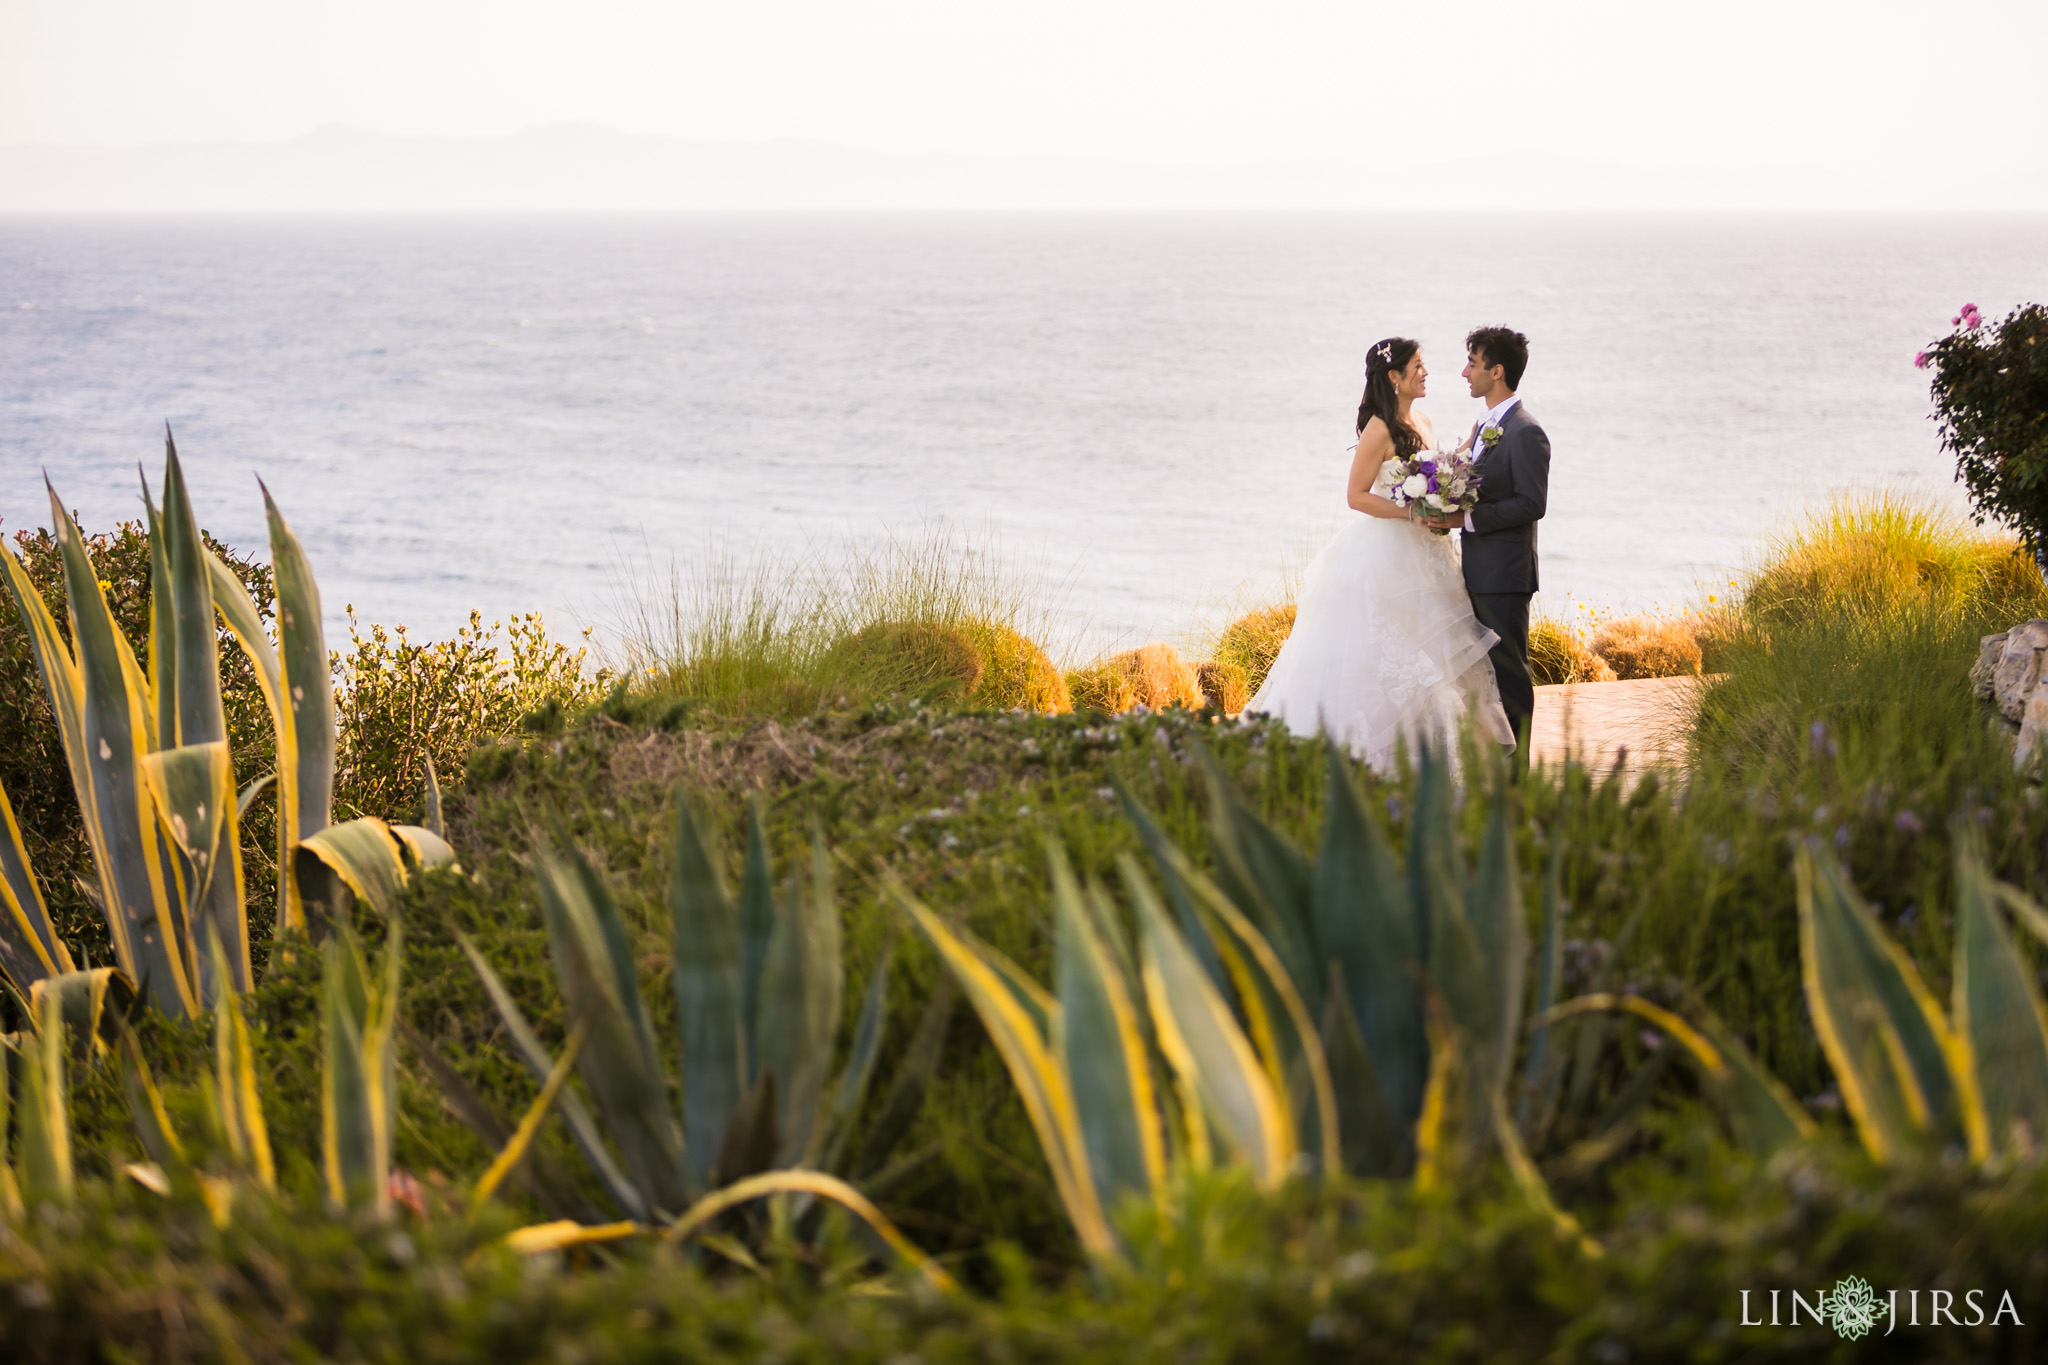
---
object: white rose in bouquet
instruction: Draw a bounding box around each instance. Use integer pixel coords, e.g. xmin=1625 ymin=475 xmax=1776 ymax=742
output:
xmin=1401 ymin=473 xmax=1428 ymax=499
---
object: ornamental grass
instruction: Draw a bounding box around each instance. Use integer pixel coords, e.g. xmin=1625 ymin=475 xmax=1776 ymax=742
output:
xmin=1214 ymin=603 xmax=1295 ymax=695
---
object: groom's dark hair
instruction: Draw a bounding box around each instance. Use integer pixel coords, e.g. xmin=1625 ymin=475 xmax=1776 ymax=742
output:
xmin=1466 ymin=326 xmax=1529 ymax=391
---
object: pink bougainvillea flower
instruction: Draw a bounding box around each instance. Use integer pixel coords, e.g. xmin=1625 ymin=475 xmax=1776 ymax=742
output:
xmin=1914 ymin=351 xmax=1930 ymax=368
xmin=1953 ymin=315 xmax=1963 ymax=325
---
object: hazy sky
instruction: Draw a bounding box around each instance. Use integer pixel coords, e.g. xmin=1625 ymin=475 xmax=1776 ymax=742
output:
xmin=3 ymin=0 xmax=2042 ymax=172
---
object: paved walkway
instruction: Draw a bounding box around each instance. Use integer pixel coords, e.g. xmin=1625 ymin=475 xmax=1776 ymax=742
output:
xmin=1527 ymin=675 xmax=1704 ymax=779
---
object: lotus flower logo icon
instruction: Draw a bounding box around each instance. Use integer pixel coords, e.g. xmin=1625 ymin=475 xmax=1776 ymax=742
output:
xmin=1824 ymin=1275 xmax=1881 ymax=1341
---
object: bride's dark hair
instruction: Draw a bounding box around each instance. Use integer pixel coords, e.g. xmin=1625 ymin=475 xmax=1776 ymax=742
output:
xmin=1356 ymin=336 xmax=1424 ymax=457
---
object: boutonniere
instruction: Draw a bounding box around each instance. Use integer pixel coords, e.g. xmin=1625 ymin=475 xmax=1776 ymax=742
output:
xmin=1479 ymin=424 xmax=1505 ymax=449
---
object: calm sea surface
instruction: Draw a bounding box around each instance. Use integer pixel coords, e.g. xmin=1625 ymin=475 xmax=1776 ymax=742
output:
xmin=3 ymin=214 xmax=2045 ymax=658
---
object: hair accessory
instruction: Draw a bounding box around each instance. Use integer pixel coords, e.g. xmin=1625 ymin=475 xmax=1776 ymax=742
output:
xmin=1375 ymin=342 xmax=1392 ymax=366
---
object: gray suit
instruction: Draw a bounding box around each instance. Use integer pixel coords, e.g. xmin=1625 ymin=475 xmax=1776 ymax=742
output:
xmin=1458 ymin=401 xmax=1550 ymax=754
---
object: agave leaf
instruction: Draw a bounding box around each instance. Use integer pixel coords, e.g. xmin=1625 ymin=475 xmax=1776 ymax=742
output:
xmin=533 ymin=842 xmax=687 ymax=1217
xmin=27 ymin=965 xmax=136 ymax=1059
xmin=894 ymin=882 xmax=1115 ymax=1259
xmin=208 ymin=930 xmax=274 ymax=1189
xmin=470 ymin=1019 xmax=591 ymax=1218
xmin=754 ymin=832 xmax=842 ymax=1167
xmin=261 ymin=482 xmax=333 ymax=841
xmin=320 ymin=932 xmax=374 ymax=1209
xmin=0 ymin=777 xmax=72 ymax=990
xmin=850 ymin=973 xmax=952 ymax=1178
xmin=1320 ymin=964 xmax=1400 ymax=1176
xmin=454 ymin=931 xmax=648 ymax=1222
xmin=1797 ymin=842 xmax=1966 ymax=1164
xmin=0 ymin=1049 xmax=15 ymax=1222
xmin=17 ymin=989 xmax=75 ymax=1206
xmin=664 ymin=1169 xmax=955 ymax=1293
xmin=1953 ymin=841 xmax=2048 ymax=1162
xmin=295 ymin=817 xmax=409 ymax=926
xmin=1197 ymin=747 xmax=1319 ymax=1017
xmin=1310 ymin=748 xmax=1425 ymax=1156
xmin=141 ymin=740 xmax=245 ymax=998
xmin=421 ymin=754 xmax=444 ymax=840
xmin=1140 ymin=849 xmax=1339 ymax=1176
xmin=736 ymin=805 xmax=777 ymax=1077
xmin=1493 ymin=1090 xmax=1602 ymax=1258
xmin=1052 ymin=851 xmax=1166 ymax=1209
xmin=1116 ymin=782 xmax=1228 ymax=995
xmin=502 ymin=1220 xmax=643 ymax=1255
xmin=832 ymin=944 xmax=893 ymax=1130
xmin=44 ymin=488 xmax=191 ymax=1014
xmin=1406 ymin=742 xmax=1464 ymax=966
xmin=1533 ymin=992 xmax=1817 ymax=1154
xmin=1519 ymin=832 xmax=1567 ymax=1133
xmin=150 ymin=442 xmax=249 ymax=988
xmin=114 ymin=1019 xmax=187 ymax=1173
xmin=1465 ymin=788 xmax=1529 ymax=1104
xmin=389 ymin=824 xmax=457 ymax=873
xmin=669 ymin=796 xmax=746 ymax=1190
xmin=0 ymin=538 xmax=90 ymax=821
xmin=714 ymin=1070 xmax=780 ymax=1188
xmin=1129 ymin=867 xmax=1292 ymax=1188
xmin=205 ymin=551 xmax=303 ymax=930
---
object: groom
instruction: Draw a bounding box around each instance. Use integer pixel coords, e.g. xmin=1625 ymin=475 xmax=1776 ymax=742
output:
xmin=1433 ymin=326 xmax=1548 ymax=760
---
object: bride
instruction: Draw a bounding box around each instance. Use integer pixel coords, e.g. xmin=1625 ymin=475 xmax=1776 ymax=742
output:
xmin=1246 ymin=336 xmax=1514 ymax=770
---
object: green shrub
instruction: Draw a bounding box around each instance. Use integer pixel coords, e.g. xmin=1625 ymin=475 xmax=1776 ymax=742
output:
xmin=333 ymin=608 xmax=608 ymax=822
xmin=820 ymin=620 xmax=984 ymax=704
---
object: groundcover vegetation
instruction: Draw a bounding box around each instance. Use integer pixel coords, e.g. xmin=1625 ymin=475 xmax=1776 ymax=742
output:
xmin=8 ymin=492 xmax=2048 ymax=1362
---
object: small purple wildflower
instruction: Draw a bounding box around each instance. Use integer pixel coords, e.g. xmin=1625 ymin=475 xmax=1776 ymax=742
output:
xmin=1894 ymin=809 xmax=1924 ymax=835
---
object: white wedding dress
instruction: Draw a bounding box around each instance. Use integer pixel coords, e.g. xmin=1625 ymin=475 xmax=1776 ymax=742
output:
xmin=1247 ymin=460 xmax=1515 ymax=771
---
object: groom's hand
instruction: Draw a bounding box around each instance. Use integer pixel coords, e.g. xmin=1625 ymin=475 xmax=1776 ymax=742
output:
xmin=1423 ymin=513 xmax=1461 ymax=531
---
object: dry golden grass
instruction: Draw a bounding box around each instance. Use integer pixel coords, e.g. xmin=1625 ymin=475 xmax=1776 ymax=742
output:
xmin=1529 ymin=617 xmax=1615 ymax=685
xmin=1064 ymin=642 xmax=1206 ymax=712
xmin=963 ymin=620 xmax=1071 ymax=712
xmin=1195 ymin=659 xmax=1251 ymax=713
xmin=1590 ymin=615 xmax=1704 ymax=680
xmin=1065 ymin=660 xmax=1138 ymax=712
xmin=1215 ymin=604 xmax=1296 ymax=694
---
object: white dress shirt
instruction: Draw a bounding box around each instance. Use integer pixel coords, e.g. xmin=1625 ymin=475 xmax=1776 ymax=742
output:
xmin=1462 ymin=394 xmax=1522 ymax=534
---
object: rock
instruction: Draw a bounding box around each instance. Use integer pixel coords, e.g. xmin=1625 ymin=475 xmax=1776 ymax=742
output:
xmin=2019 ymin=688 xmax=2048 ymax=773
xmin=1973 ymin=631 xmax=2010 ymax=701
xmin=1992 ymin=620 xmax=2048 ymax=724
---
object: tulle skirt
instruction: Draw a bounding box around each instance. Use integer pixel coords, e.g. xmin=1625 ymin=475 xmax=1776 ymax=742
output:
xmin=1247 ymin=515 xmax=1514 ymax=772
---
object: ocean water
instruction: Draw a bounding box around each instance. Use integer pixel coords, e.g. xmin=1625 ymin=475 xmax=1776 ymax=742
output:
xmin=3 ymin=213 xmax=2045 ymax=659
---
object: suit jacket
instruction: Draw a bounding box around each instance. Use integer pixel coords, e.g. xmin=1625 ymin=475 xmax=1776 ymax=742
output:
xmin=1460 ymin=400 xmax=1549 ymax=595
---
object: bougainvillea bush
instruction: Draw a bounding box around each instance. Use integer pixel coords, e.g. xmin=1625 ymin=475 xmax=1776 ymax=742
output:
xmin=1919 ymin=302 xmax=2048 ymax=559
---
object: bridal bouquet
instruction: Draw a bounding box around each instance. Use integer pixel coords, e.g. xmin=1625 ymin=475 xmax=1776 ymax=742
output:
xmin=1385 ymin=448 xmax=1483 ymax=534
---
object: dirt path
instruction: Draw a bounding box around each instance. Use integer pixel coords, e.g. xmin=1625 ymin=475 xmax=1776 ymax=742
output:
xmin=1527 ymin=675 xmax=1703 ymax=779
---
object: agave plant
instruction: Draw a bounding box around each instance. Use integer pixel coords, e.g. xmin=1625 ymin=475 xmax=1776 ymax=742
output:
xmin=0 ymin=990 xmax=75 ymax=1218
xmin=1795 ymin=832 xmax=2048 ymax=1167
xmin=896 ymin=843 xmax=1327 ymax=1261
xmin=453 ymin=796 xmax=930 ymax=1238
xmin=0 ymin=435 xmax=447 ymax=1014
xmin=1115 ymin=744 xmax=1534 ymax=1180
